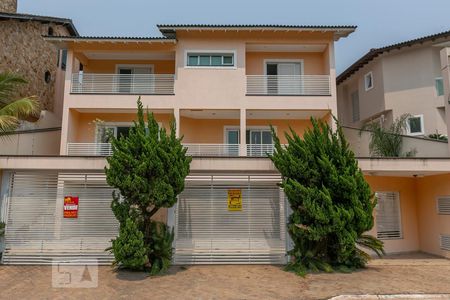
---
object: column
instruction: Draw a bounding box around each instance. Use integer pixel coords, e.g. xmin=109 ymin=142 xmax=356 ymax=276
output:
xmin=327 ymin=42 xmax=338 ymax=132
xmin=59 ymin=50 xmax=74 ymax=155
xmin=239 ymin=108 xmax=247 ymax=156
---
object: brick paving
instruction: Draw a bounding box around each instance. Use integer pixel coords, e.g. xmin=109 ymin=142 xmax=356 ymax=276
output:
xmin=0 ymin=253 xmax=449 ymax=300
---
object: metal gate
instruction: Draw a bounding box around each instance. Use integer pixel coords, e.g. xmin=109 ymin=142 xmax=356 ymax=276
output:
xmin=173 ymin=174 xmax=286 ymax=264
xmin=2 ymin=172 xmax=119 ymax=265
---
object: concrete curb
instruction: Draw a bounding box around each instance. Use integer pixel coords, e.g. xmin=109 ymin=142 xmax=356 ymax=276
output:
xmin=329 ymin=295 xmax=450 ymax=300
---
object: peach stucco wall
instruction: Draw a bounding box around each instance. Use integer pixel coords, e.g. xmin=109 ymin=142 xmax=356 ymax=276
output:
xmin=70 ymin=112 xmax=173 ymax=143
xmin=84 ymin=60 xmax=175 ymax=74
xmin=69 ymin=112 xmax=312 ymax=145
xmin=245 ymin=52 xmax=327 ymax=75
xmin=180 ymin=117 xmax=311 ymax=144
xmin=416 ymin=174 xmax=450 ymax=259
xmin=365 ymin=176 xmax=420 ymax=254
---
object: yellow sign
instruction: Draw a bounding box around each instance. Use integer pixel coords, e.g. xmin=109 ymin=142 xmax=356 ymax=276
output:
xmin=228 ymin=189 xmax=242 ymax=211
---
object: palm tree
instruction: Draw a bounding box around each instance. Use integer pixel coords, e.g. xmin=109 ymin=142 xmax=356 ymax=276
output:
xmin=361 ymin=114 xmax=416 ymax=157
xmin=0 ymin=72 xmax=40 ymax=135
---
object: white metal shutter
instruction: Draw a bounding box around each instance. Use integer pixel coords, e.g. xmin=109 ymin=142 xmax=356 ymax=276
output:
xmin=2 ymin=172 xmax=119 ymax=265
xmin=376 ymin=192 xmax=402 ymax=240
xmin=173 ymin=174 xmax=286 ymax=265
xmin=437 ymin=196 xmax=450 ymax=215
xmin=440 ymin=235 xmax=450 ymax=251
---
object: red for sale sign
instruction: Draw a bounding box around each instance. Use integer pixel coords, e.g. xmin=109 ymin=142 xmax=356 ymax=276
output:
xmin=64 ymin=196 xmax=79 ymax=218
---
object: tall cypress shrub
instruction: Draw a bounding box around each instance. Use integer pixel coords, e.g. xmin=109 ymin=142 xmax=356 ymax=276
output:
xmin=269 ymin=118 xmax=384 ymax=275
xmin=105 ymin=98 xmax=191 ymax=274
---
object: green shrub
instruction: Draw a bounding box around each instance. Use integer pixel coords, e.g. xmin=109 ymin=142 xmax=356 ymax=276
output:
xmin=105 ymin=97 xmax=191 ymax=273
xmin=111 ymin=218 xmax=148 ymax=270
xmin=270 ymin=118 xmax=384 ymax=276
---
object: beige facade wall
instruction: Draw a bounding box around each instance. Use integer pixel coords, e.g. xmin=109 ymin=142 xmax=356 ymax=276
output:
xmin=0 ymin=130 xmax=61 ymax=155
xmin=383 ymin=46 xmax=447 ymax=136
xmin=0 ymin=19 xmax=70 ymax=111
xmin=365 ymin=176 xmax=420 ymax=254
xmin=337 ymin=59 xmax=386 ymax=127
xmin=338 ymin=44 xmax=448 ymax=137
xmin=343 ymin=127 xmax=449 ymax=158
xmin=441 ymin=48 xmax=450 ymax=153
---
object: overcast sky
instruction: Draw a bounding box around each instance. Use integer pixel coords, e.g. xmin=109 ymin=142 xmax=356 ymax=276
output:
xmin=18 ymin=0 xmax=450 ymax=73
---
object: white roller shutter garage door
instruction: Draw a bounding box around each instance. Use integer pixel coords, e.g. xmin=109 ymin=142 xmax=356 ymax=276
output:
xmin=173 ymin=174 xmax=287 ymax=264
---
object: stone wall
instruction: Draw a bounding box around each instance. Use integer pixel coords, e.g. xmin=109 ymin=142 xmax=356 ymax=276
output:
xmin=0 ymin=0 xmax=17 ymax=13
xmin=0 ymin=20 xmax=69 ymax=111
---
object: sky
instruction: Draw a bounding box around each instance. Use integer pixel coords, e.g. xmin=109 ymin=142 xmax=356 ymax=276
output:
xmin=18 ymin=0 xmax=450 ymax=74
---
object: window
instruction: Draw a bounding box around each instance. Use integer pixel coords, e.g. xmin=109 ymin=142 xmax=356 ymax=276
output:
xmin=376 ymin=192 xmax=402 ymax=240
xmin=441 ymin=235 xmax=450 ymax=251
xmin=437 ymin=196 xmax=450 ymax=215
xmin=48 ymin=26 xmax=54 ymax=36
xmin=351 ymin=91 xmax=360 ymax=122
xmin=44 ymin=71 xmax=51 ymax=84
xmin=364 ymin=72 xmax=374 ymax=91
xmin=435 ymin=77 xmax=444 ymax=96
xmin=187 ymin=53 xmax=234 ymax=67
xmin=406 ymin=115 xmax=424 ymax=136
xmin=61 ymin=49 xmax=67 ymax=70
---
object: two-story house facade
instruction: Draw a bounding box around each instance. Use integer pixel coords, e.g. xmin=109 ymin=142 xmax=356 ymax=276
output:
xmin=337 ymin=30 xmax=450 ymax=138
xmin=1 ymin=24 xmax=450 ymax=266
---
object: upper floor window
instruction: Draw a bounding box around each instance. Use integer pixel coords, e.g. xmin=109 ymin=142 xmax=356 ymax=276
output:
xmin=435 ymin=77 xmax=444 ymax=96
xmin=364 ymin=72 xmax=373 ymax=91
xmin=406 ymin=114 xmax=424 ymax=136
xmin=186 ymin=52 xmax=235 ymax=68
xmin=351 ymin=91 xmax=360 ymax=122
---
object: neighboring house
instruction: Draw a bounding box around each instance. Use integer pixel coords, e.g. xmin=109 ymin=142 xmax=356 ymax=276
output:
xmin=0 ymin=23 xmax=449 ymax=266
xmin=337 ymin=30 xmax=450 ymax=138
xmin=0 ymin=0 xmax=78 ymax=154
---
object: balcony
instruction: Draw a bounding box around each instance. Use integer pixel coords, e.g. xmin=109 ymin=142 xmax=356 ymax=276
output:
xmin=246 ymin=75 xmax=331 ymax=96
xmin=71 ymin=73 xmax=175 ymax=95
xmin=66 ymin=143 xmax=280 ymax=157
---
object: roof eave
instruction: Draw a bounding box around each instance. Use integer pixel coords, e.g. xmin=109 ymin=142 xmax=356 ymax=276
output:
xmin=42 ymin=36 xmax=177 ymax=49
xmin=157 ymin=24 xmax=357 ymax=39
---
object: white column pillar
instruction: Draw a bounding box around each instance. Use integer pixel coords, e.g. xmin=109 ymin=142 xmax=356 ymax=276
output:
xmin=174 ymin=108 xmax=180 ymax=138
xmin=239 ymin=108 xmax=247 ymax=156
xmin=327 ymin=42 xmax=338 ymax=132
xmin=60 ymin=50 xmax=75 ymax=155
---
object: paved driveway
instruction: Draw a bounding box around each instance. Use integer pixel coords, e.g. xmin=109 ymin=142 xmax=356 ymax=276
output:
xmin=0 ymin=253 xmax=449 ymax=300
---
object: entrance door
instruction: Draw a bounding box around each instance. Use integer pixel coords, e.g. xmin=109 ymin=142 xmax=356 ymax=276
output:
xmin=266 ymin=62 xmax=302 ymax=94
xmin=173 ymin=174 xmax=286 ymax=265
xmin=225 ymin=128 xmax=240 ymax=156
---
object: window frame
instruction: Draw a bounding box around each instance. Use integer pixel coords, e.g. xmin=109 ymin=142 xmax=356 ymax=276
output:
xmin=435 ymin=77 xmax=444 ymax=97
xmin=375 ymin=191 xmax=403 ymax=240
xmin=95 ymin=121 xmax=162 ymax=143
xmin=406 ymin=114 xmax=425 ymax=136
xmin=364 ymin=71 xmax=374 ymax=91
xmin=351 ymin=90 xmax=360 ymax=122
xmin=185 ymin=50 xmax=237 ymax=69
xmin=223 ymin=125 xmax=277 ymax=144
